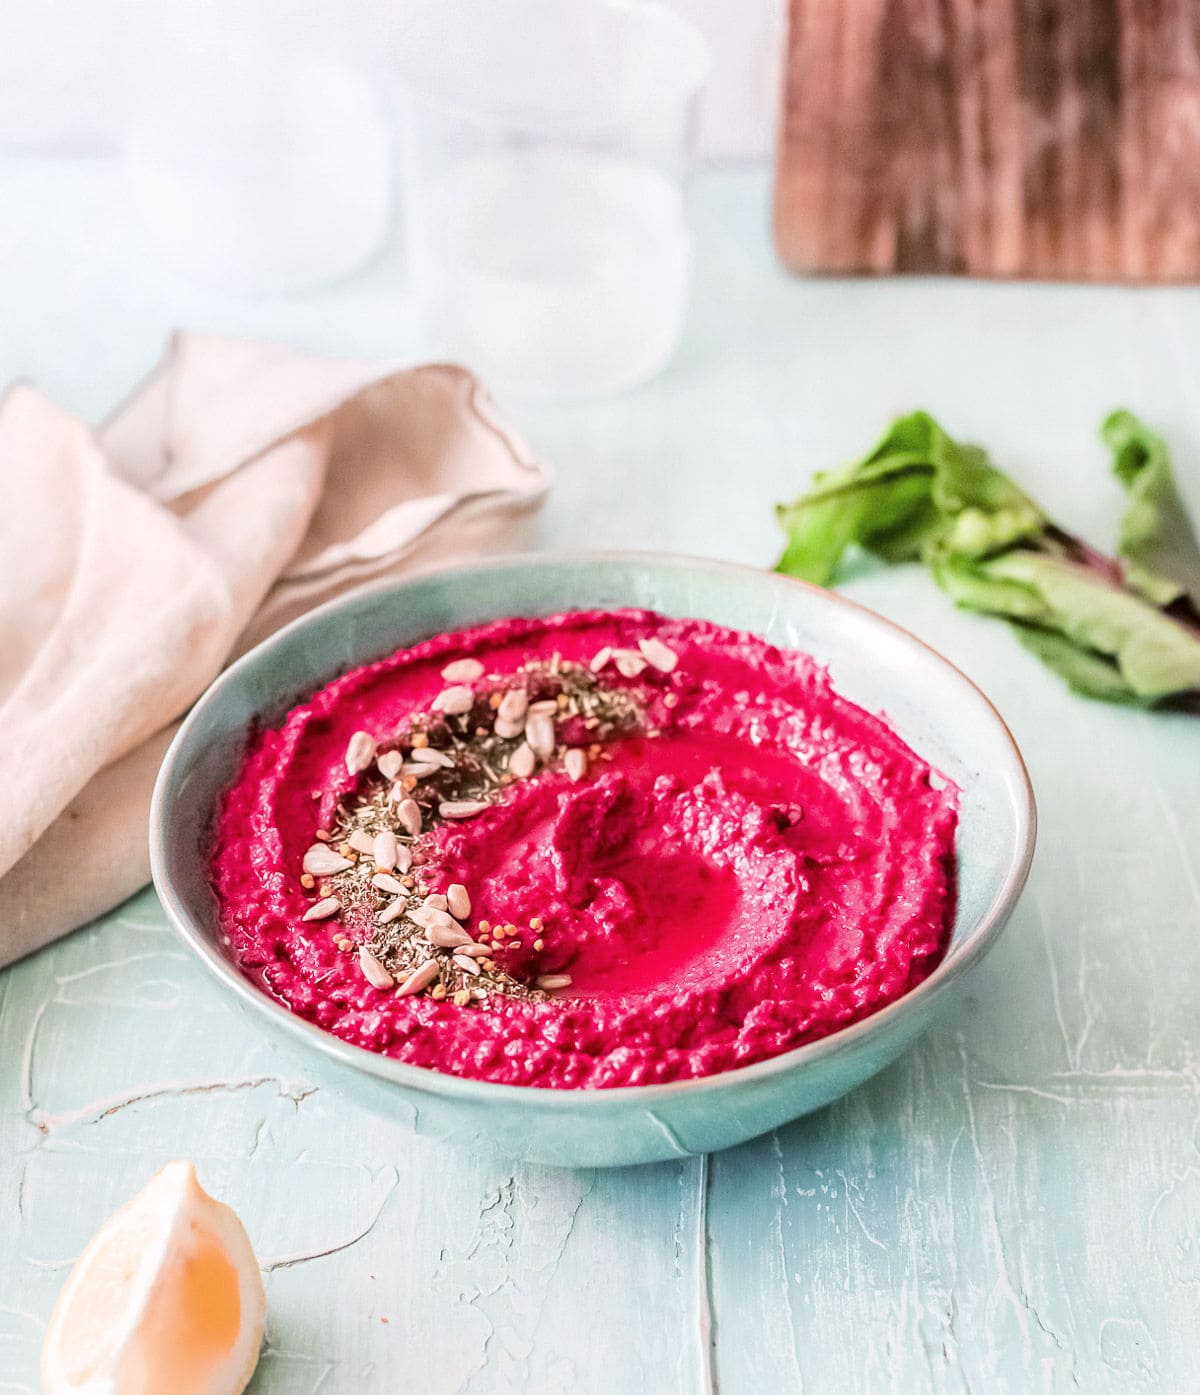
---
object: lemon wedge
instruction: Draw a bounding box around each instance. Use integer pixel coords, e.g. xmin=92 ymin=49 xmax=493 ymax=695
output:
xmin=41 ymin=1161 xmax=265 ymax=1395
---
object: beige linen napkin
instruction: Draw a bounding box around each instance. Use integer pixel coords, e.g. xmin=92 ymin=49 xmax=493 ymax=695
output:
xmin=0 ymin=333 xmax=551 ymax=966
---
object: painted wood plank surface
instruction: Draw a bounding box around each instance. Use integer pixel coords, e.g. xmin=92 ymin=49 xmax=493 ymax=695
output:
xmin=2 ymin=162 xmax=1199 ymax=1393
xmin=774 ymin=0 xmax=1200 ymax=280
xmin=0 ymin=898 xmax=709 ymax=1393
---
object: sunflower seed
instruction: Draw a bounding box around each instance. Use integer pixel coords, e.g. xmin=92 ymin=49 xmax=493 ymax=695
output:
xmin=302 ymin=844 xmax=353 ymax=876
xmin=589 ymin=646 xmax=613 ymax=673
xmin=536 ymin=974 xmax=573 ymax=991
xmin=638 ymin=636 xmax=678 ymax=673
xmin=614 ymin=650 xmax=647 ymax=679
xmin=508 ymin=742 xmax=536 ymax=778
xmin=439 ymin=800 xmax=490 ymax=819
xmin=525 ymin=711 xmax=556 ymax=760
xmin=396 ymin=798 xmax=423 ymax=837
xmin=372 ymin=830 xmax=399 ymax=870
xmin=528 ymin=699 xmax=558 ymax=716
xmin=414 ymin=908 xmax=464 ymax=938
xmin=394 ymin=844 xmax=413 ymax=874
xmin=424 ymin=893 xmax=449 ymax=912
xmin=432 ymin=685 xmax=475 ymax=715
xmin=344 ymin=730 xmax=376 ymax=776
xmin=302 ymin=896 xmax=341 ymax=921
xmin=395 ymin=958 xmax=440 ymax=997
xmin=399 ymin=762 xmax=438 ymax=780
xmin=377 ymin=897 xmax=408 ymax=925
xmin=372 ymin=872 xmax=406 ymax=895
xmin=453 ymin=954 xmax=481 ymax=977
xmin=376 ymin=750 xmax=405 ymax=781
xmin=494 ymin=688 xmax=529 ymax=738
xmin=408 ymin=903 xmax=456 ymax=930
xmin=564 ymin=748 xmax=588 ymax=782
xmin=347 ymin=829 xmax=376 ymax=855
xmin=358 ymin=946 xmax=395 ymax=990
xmin=454 ymin=941 xmax=490 ymax=958
xmin=410 ymin=746 xmax=455 ymax=769
xmin=497 ymin=688 xmax=528 ymax=722
xmin=426 ymin=920 xmax=474 ymax=949
xmin=447 ymin=883 xmax=471 ymax=919
xmin=441 ymin=657 xmax=484 ymax=683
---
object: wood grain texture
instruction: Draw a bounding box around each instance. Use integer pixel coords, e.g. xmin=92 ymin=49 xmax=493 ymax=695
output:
xmin=774 ymin=0 xmax=1200 ymax=280
xmin=3 ymin=161 xmax=1200 ymax=1393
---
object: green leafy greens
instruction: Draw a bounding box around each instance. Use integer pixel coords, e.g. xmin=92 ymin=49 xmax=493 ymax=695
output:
xmin=774 ymin=411 xmax=1200 ymax=708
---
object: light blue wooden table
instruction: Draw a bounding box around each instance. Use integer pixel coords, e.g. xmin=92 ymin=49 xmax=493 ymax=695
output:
xmin=2 ymin=160 xmax=1198 ymax=1394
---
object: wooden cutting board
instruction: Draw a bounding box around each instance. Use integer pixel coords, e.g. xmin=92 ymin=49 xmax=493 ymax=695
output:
xmin=773 ymin=0 xmax=1200 ymax=281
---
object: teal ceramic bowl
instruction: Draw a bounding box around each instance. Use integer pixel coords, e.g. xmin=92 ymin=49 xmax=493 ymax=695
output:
xmin=150 ymin=552 xmax=1035 ymax=1168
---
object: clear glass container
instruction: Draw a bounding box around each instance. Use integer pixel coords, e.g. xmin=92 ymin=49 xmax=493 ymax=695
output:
xmin=122 ymin=7 xmax=392 ymax=296
xmin=399 ymin=0 xmax=710 ymax=400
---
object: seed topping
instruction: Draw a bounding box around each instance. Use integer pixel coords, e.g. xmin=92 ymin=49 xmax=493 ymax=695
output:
xmin=358 ymin=946 xmax=395 ymax=990
xmin=302 ymin=844 xmax=353 ymax=877
xmin=432 ymin=685 xmax=475 ymax=715
xmin=410 ymin=746 xmax=455 ymax=769
xmin=447 ymin=883 xmax=471 ymax=920
xmin=494 ymin=687 xmax=529 ymax=739
xmin=345 ymin=731 xmax=377 ymax=776
xmin=297 ymin=645 xmax=670 ymax=1007
xmin=395 ymin=959 xmax=441 ymax=998
xmin=372 ymin=830 xmax=399 ymax=870
xmin=638 ymin=636 xmax=678 ymax=673
xmin=302 ymin=896 xmax=341 ymax=922
xmin=439 ymin=800 xmax=491 ymax=820
xmin=525 ymin=711 xmax=556 ymax=760
xmin=441 ymin=657 xmax=485 ymax=683
xmin=377 ymin=897 xmax=408 ymax=925
xmin=613 ymin=650 xmax=648 ymax=679
xmin=508 ymin=742 xmax=537 ymax=779
xmin=376 ymin=750 xmax=405 ymax=781
xmin=348 ymin=828 xmax=377 ymax=855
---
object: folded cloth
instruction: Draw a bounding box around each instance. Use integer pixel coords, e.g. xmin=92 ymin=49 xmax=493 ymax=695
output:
xmin=0 ymin=333 xmax=551 ymax=966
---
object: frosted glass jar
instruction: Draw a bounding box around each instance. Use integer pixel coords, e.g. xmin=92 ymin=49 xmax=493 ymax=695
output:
xmin=399 ymin=0 xmax=709 ymax=400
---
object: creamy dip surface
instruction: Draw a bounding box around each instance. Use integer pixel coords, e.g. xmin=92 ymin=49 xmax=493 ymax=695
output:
xmin=211 ymin=608 xmax=958 ymax=1089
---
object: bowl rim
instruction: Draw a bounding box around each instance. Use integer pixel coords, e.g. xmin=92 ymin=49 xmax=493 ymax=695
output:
xmin=150 ymin=549 xmax=1037 ymax=1111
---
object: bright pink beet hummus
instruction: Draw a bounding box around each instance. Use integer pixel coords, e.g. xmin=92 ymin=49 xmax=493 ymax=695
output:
xmin=211 ymin=609 xmax=958 ymax=1089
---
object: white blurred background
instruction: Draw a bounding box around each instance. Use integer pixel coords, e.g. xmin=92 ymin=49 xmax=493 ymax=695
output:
xmin=0 ymin=0 xmax=783 ymax=161
xmin=0 ymin=0 xmax=787 ymax=402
